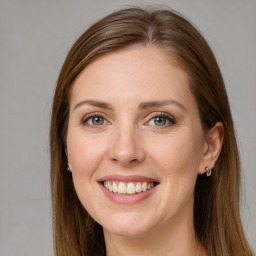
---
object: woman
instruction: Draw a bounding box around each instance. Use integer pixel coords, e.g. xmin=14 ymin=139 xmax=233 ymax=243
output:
xmin=50 ymin=7 xmax=254 ymax=256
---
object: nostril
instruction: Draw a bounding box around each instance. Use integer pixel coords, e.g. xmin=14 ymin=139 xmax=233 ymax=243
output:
xmin=111 ymin=157 xmax=139 ymax=167
xmin=108 ymin=138 xmax=146 ymax=166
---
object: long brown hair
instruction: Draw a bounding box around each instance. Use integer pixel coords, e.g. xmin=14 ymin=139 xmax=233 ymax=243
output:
xmin=50 ymin=7 xmax=253 ymax=256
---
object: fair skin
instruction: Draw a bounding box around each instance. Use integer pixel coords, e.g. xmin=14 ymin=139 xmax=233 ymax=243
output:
xmin=66 ymin=45 xmax=223 ymax=256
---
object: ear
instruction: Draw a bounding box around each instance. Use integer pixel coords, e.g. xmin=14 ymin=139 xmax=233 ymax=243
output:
xmin=198 ymin=122 xmax=224 ymax=174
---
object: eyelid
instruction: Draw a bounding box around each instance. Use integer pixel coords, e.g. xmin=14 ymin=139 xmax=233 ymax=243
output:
xmin=81 ymin=112 xmax=110 ymax=126
xmin=145 ymin=112 xmax=176 ymax=126
xmin=80 ymin=111 xmax=176 ymax=128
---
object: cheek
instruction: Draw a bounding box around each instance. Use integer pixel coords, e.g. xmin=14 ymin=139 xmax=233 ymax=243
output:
xmin=148 ymin=131 xmax=203 ymax=201
xmin=66 ymin=130 xmax=108 ymax=217
xmin=149 ymin=131 xmax=203 ymax=175
xmin=67 ymin=130 xmax=107 ymax=178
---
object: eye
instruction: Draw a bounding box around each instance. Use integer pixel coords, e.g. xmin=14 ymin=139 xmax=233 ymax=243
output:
xmin=82 ymin=114 xmax=108 ymax=127
xmin=147 ymin=113 xmax=176 ymax=127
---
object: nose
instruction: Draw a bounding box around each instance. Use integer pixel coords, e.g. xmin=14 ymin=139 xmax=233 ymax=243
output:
xmin=108 ymin=125 xmax=145 ymax=167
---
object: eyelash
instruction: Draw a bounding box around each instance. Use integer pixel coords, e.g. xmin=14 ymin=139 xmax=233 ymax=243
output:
xmin=81 ymin=112 xmax=176 ymax=128
xmin=81 ymin=113 xmax=109 ymax=128
xmin=146 ymin=112 xmax=176 ymax=128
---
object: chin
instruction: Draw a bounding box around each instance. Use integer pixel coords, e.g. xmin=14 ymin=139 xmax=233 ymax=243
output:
xmin=100 ymin=212 xmax=157 ymax=237
xmin=104 ymin=224 xmax=151 ymax=237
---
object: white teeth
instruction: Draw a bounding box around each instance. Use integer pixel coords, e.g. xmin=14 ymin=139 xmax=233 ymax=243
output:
xmin=108 ymin=182 xmax=113 ymax=192
xmin=112 ymin=182 xmax=118 ymax=193
xmin=118 ymin=182 xmax=126 ymax=194
xmin=135 ymin=183 xmax=142 ymax=193
xmin=142 ymin=182 xmax=147 ymax=192
xmin=127 ymin=183 xmax=136 ymax=194
xmin=103 ymin=181 xmax=155 ymax=194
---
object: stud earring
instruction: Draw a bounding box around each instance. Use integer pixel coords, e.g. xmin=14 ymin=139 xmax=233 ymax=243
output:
xmin=67 ymin=163 xmax=72 ymax=172
xmin=205 ymin=167 xmax=212 ymax=177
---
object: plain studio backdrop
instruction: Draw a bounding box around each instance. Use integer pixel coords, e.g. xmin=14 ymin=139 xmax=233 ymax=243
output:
xmin=0 ymin=0 xmax=255 ymax=255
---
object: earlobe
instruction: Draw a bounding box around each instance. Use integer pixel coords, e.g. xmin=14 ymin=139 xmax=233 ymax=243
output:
xmin=198 ymin=122 xmax=224 ymax=175
xmin=67 ymin=163 xmax=72 ymax=172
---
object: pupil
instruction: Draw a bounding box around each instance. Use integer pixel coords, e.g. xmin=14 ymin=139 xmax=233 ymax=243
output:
xmin=93 ymin=117 xmax=104 ymax=125
xmin=155 ymin=117 xmax=166 ymax=126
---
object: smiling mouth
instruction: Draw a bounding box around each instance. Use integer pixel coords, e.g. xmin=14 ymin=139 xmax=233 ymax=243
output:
xmin=102 ymin=181 xmax=157 ymax=195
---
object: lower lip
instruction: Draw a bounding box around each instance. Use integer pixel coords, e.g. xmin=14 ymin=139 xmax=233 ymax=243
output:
xmin=99 ymin=182 xmax=158 ymax=204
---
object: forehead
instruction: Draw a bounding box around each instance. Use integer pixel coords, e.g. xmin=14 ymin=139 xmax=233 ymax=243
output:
xmin=70 ymin=45 xmax=195 ymax=110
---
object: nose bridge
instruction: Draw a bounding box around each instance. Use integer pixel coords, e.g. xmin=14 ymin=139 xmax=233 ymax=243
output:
xmin=109 ymin=119 xmax=144 ymax=166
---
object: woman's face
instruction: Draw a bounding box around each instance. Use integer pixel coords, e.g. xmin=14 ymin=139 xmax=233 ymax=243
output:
xmin=67 ymin=46 xmax=209 ymax=237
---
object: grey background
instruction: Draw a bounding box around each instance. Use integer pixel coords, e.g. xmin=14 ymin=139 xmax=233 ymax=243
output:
xmin=0 ymin=0 xmax=255 ymax=255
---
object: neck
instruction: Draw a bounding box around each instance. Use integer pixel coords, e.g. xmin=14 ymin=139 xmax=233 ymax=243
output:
xmin=103 ymin=204 xmax=207 ymax=256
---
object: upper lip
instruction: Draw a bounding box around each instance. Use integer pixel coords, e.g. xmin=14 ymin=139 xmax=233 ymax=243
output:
xmin=98 ymin=175 xmax=159 ymax=183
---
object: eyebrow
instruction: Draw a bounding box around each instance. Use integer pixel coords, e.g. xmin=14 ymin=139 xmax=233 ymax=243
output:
xmin=73 ymin=99 xmax=186 ymax=112
xmin=74 ymin=100 xmax=113 ymax=111
xmin=139 ymin=100 xmax=187 ymax=111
